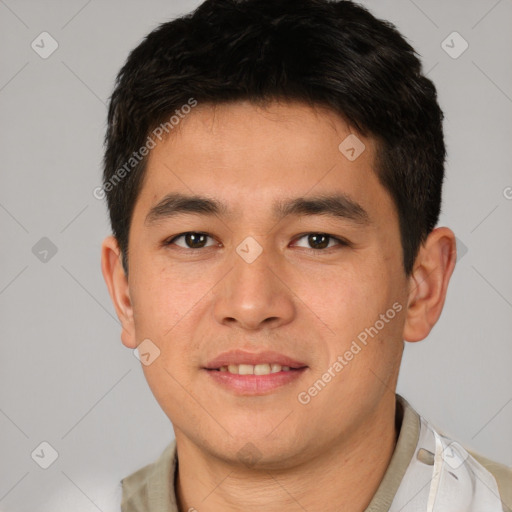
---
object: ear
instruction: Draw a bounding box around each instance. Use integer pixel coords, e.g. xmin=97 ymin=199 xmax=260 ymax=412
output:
xmin=403 ymin=227 xmax=457 ymax=343
xmin=101 ymin=235 xmax=137 ymax=349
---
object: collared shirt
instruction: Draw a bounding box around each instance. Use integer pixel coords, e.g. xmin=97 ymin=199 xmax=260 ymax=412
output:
xmin=120 ymin=395 xmax=512 ymax=511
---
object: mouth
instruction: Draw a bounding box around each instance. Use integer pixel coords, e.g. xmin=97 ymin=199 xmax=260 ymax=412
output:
xmin=210 ymin=363 xmax=305 ymax=375
xmin=203 ymin=350 xmax=308 ymax=395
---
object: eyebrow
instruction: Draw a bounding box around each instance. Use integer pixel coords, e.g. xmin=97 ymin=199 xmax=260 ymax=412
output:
xmin=144 ymin=192 xmax=371 ymax=226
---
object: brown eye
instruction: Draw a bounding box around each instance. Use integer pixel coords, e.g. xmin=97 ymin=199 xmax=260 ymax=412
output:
xmin=293 ymin=233 xmax=347 ymax=250
xmin=167 ymin=232 xmax=216 ymax=249
xmin=307 ymin=234 xmax=330 ymax=249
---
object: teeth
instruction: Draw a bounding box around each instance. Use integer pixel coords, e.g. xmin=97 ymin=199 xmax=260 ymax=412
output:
xmin=219 ymin=364 xmax=293 ymax=375
xmin=254 ymin=364 xmax=270 ymax=375
xmin=238 ymin=364 xmax=253 ymax=375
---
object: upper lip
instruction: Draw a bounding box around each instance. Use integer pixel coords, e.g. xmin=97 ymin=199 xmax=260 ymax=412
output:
xmin=204 ymin=350 xmax=307 ymax=369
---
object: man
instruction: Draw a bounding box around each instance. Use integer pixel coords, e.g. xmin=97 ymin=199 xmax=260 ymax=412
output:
xmin=100 ymin=0 xmax=512 ymax=510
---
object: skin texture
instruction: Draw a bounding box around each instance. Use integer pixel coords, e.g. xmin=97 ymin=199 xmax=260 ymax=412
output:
xmin=101 ymin=100 xmax=457 ymax=511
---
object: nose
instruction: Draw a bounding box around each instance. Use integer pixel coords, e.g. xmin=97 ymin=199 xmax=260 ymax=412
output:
xmin=213 ymin=242 xmax=296 ymax=331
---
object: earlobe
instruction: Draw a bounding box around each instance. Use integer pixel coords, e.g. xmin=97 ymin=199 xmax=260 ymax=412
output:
xmin=403 ymin=227 xmax=457 ymax=343
xmin=100 ymin=235 xmax=137 ymax=348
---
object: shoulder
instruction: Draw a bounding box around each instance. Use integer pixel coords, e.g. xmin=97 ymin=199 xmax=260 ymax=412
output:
xmin=467 ymin=449 xmax=512 ymax=512
xmin=398 ymin=396 xmax=511 ymax=511
xmin=120 ymin=460 xmax=154 ymax=510
xmin=435 ymin=424 xmax=512 ymax=511
xmin=121 ymin=441 xmax=178 ymax=512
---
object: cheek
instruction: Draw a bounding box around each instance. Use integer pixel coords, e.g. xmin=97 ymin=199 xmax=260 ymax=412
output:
xmin=130 ymin=265 xmax=212 ymax=375
xmin=130 ymin=263 xmax=206 ymax=338
xmin=306 ymin=262 xmax=404 ymax=362
xmin=309 ymin=269 xmax=388 ymax=332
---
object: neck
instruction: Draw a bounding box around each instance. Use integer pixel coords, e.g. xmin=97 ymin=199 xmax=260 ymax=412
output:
xmin=175 ymin=395 xmax=398 ymax=512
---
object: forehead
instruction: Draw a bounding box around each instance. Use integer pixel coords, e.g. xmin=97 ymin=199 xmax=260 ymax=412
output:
xmin=159 ymin=100 xmax=364 ymax=167
xmin=134 ymin=100 xmax=396 ymax=225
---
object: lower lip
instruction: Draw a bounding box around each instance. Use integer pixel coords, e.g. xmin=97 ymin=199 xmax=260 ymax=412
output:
xmin=205 ymin=368 xmax=307 ymax=395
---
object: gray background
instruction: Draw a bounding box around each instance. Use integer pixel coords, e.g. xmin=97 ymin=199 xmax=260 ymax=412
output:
xmin=0 ymin=0 xmax=511 ymax=510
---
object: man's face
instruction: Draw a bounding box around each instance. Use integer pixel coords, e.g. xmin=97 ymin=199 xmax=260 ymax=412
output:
xmin=124 ymin=100 xmax=410 ymax=467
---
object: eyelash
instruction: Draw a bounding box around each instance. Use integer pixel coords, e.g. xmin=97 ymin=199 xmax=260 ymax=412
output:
xmin=163 ymin=232 xmax=351 ymax=252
